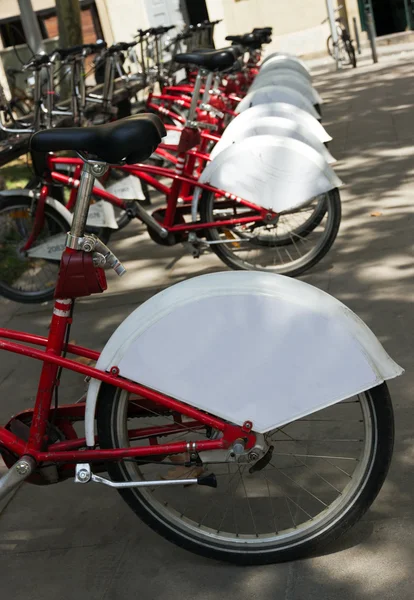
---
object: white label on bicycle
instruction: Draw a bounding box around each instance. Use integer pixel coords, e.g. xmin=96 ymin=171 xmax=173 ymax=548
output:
xmin=27 ymin=233 xmax=66 ymax=261
xmin=174 ymin=68 xmax=186 ymax=84
xmin=162 ymin=129 xmax=181 ymax=146
xmin=86 ymin=200 xmax=119 ymax=229
xmin=106 ymin=174 xmax=145 ymax=200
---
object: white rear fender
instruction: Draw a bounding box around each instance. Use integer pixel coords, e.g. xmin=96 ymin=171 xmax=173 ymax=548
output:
xmin=85 ymin=272 xmax=403 ymax=445
xmin=223 ymin=103 xmax=332 ymax=143
xmin=192 ymin=134 xmax=342 ymax=219
xmin=251 ymin=71 xmax=323 ymax=106
xmin=261 ymin=53 xmax=312 ymax=79
xmin=236 ymin=85 xmax=320 ymax=120
xmin=209 ymin=116 xmax=335 ymax=164
xmin=255 ymin=67 xmax=313 ymax=87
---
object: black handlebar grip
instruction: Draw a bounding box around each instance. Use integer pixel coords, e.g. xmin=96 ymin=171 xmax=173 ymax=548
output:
xmin=107 ymin=41 xmax=136 ymax=53
xmin=87 ymin=40 xmax=107 ymax=52
xmin=25 ymin=53 xmax=50 ymax=69
xmin=54 ymin=45 xmax=85 ymax=59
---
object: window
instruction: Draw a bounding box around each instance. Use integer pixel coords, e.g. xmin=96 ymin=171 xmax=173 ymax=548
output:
xmin=0 ymin=1 xmax=103 ymax=49
xmin=0 ymin=19 xmax=32 ymax=48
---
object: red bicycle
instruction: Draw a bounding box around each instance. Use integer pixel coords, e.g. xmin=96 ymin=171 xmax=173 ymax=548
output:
xmin=0 ymin=113 xmax=402 ymax=565
xmin=146 ymin=31 xmax=268 ymax=128
xmin=0 ymin=51 xmax=341 ymax=304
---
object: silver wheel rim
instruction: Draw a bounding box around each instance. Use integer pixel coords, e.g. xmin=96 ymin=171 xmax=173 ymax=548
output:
xmin=0 ymin=202 xmax=62 ymax=296
xmin=207 ymin=192 xmax=337 ymax=273
xmin=113 ymin=390 xmax=376 ymax=553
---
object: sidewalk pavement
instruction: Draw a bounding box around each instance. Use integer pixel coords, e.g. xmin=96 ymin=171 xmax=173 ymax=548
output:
xmin=1 ymin=50 xmax=414 ymax=600
xmin=307 ymin=37 xmax=414 ymax=74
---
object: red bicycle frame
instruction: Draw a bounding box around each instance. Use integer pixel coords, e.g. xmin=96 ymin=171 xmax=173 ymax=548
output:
xmin=23 ymin=137 xmax=269 ymax=253
xmin=147 ymin=89 xmax=237 ymax=134
xmin=0 ymin=317 xmax=255 ymax=468
xmin=1 ymin=130 xmax=263 ymax=468
xmin=0 ymin=45 xmax=268 ymax=481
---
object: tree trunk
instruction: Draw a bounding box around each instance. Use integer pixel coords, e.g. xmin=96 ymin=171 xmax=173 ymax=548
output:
xmin=56 ymin=0 xmax=83 ymax=48
xmin=55 ymin=0 xmax=83 ymax=100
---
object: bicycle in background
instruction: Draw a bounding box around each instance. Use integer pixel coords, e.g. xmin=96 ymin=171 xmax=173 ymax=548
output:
xmin=323 ymin=6 xmax=357 ymax=68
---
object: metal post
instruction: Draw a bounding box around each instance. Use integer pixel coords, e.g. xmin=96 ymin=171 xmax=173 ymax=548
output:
xmin=353 ymin=17 xmax=362 ymax=54
xmin=325 ymin=0 xmax=341 ymax=69
xmin=365 ymin=7 xmax=378 ymax=63
xmin=403 ymin=0 xmax=412 ymax=30
xmin=17 ymin=0 xmax=45 ymax=54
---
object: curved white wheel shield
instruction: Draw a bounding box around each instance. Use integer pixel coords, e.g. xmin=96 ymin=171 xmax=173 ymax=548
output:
xmin=251 ymin=71 xmax=323 ymax=106
xmin=261 ymin=53 xmax=312 ymax=79
xmin=236 ymin=85 xmax=320 ymax=120
xmin=192 ymin=134 xmax=341 ymax=219
xmin=209 ymin=116 xmax=335 ymax=164
xmin=223 ymin=102 xmax=332 ymax=144
xmin=255 ymin=66 xmax=312 ymax=86
xmin=84 ymin=271 xmax=403 ymax=445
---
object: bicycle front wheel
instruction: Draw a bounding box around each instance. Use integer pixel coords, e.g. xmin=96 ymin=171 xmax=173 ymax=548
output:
xmin=97 ymin=383 xmax=394 ymax=565
xmin=0 ymin=195 xmax=67 ymax=303
xmin=199 ymin=189 xmax=341 ymax=276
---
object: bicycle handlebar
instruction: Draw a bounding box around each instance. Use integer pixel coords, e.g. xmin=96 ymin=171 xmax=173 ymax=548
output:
xmin=143 ymin=25 xmax=175 ymax=36
xmin=6 ymin=67 xmax=23 ymax=77
xmin=321 ymin=6 xmax=343 ymax=24
xmin=53 ymin=40 xmax=107 ymax=61
xmin=23 ymin=53 xmax=50 ymax=70
xmin=252 ymin=27 xmax=273 ymax=34
xmin=106 ymin=41 xmax=137 ymax=54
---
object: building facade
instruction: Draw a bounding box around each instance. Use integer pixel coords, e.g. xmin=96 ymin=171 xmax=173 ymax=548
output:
xmin=0 ymin=0 xmax=412 ymax=66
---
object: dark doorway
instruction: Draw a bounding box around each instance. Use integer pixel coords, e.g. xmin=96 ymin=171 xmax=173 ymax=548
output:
xmin=371 ymin=0 xmax=411 ymax=36
xmin=184 ymin=0 xmax=209 ymax=25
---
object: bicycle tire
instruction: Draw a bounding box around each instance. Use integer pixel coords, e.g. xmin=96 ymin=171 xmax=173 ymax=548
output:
xmin=327 ymin=35 xmax=334 ymax=58
xmin=199 ymin=188 xmax=341 ymax=276
xmin=346 ymin=40 xmax=357 ymax=68
xmin=97 ymin=382 xmax=394 ymax=565
xmin=0 ymin=195 xmax=67 ymax=303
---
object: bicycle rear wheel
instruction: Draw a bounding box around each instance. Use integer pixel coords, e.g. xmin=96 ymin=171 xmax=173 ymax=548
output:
xmin=345 ymin=40 xmax=357 ymax=68
xmin=0 ymin=195 xmax=66 ymax=303
xmin=97 ymin=382 xmax=394 ymax=564
xmin=199 ymin=189 xmax=341 ymax=276
xmin=327 ymin=35 xmax=335 ymax=58
xmin=327 ymin=35 xmax=353 ymax=66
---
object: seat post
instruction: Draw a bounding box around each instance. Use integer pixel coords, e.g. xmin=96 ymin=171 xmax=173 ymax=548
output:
xmin=67 ymin=161 xmax=107 ymax=243
xmin=187 ymin=68 xmax=206 ymax=123
xmin=201 ymin=72 xmax=214 ymax=104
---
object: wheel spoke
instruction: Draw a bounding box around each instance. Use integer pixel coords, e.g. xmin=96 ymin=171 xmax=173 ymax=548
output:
xmin=269 ymin=462 xmax=329 ymax=507
xmin=107 ymin=388 xmax=383 ymax=553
